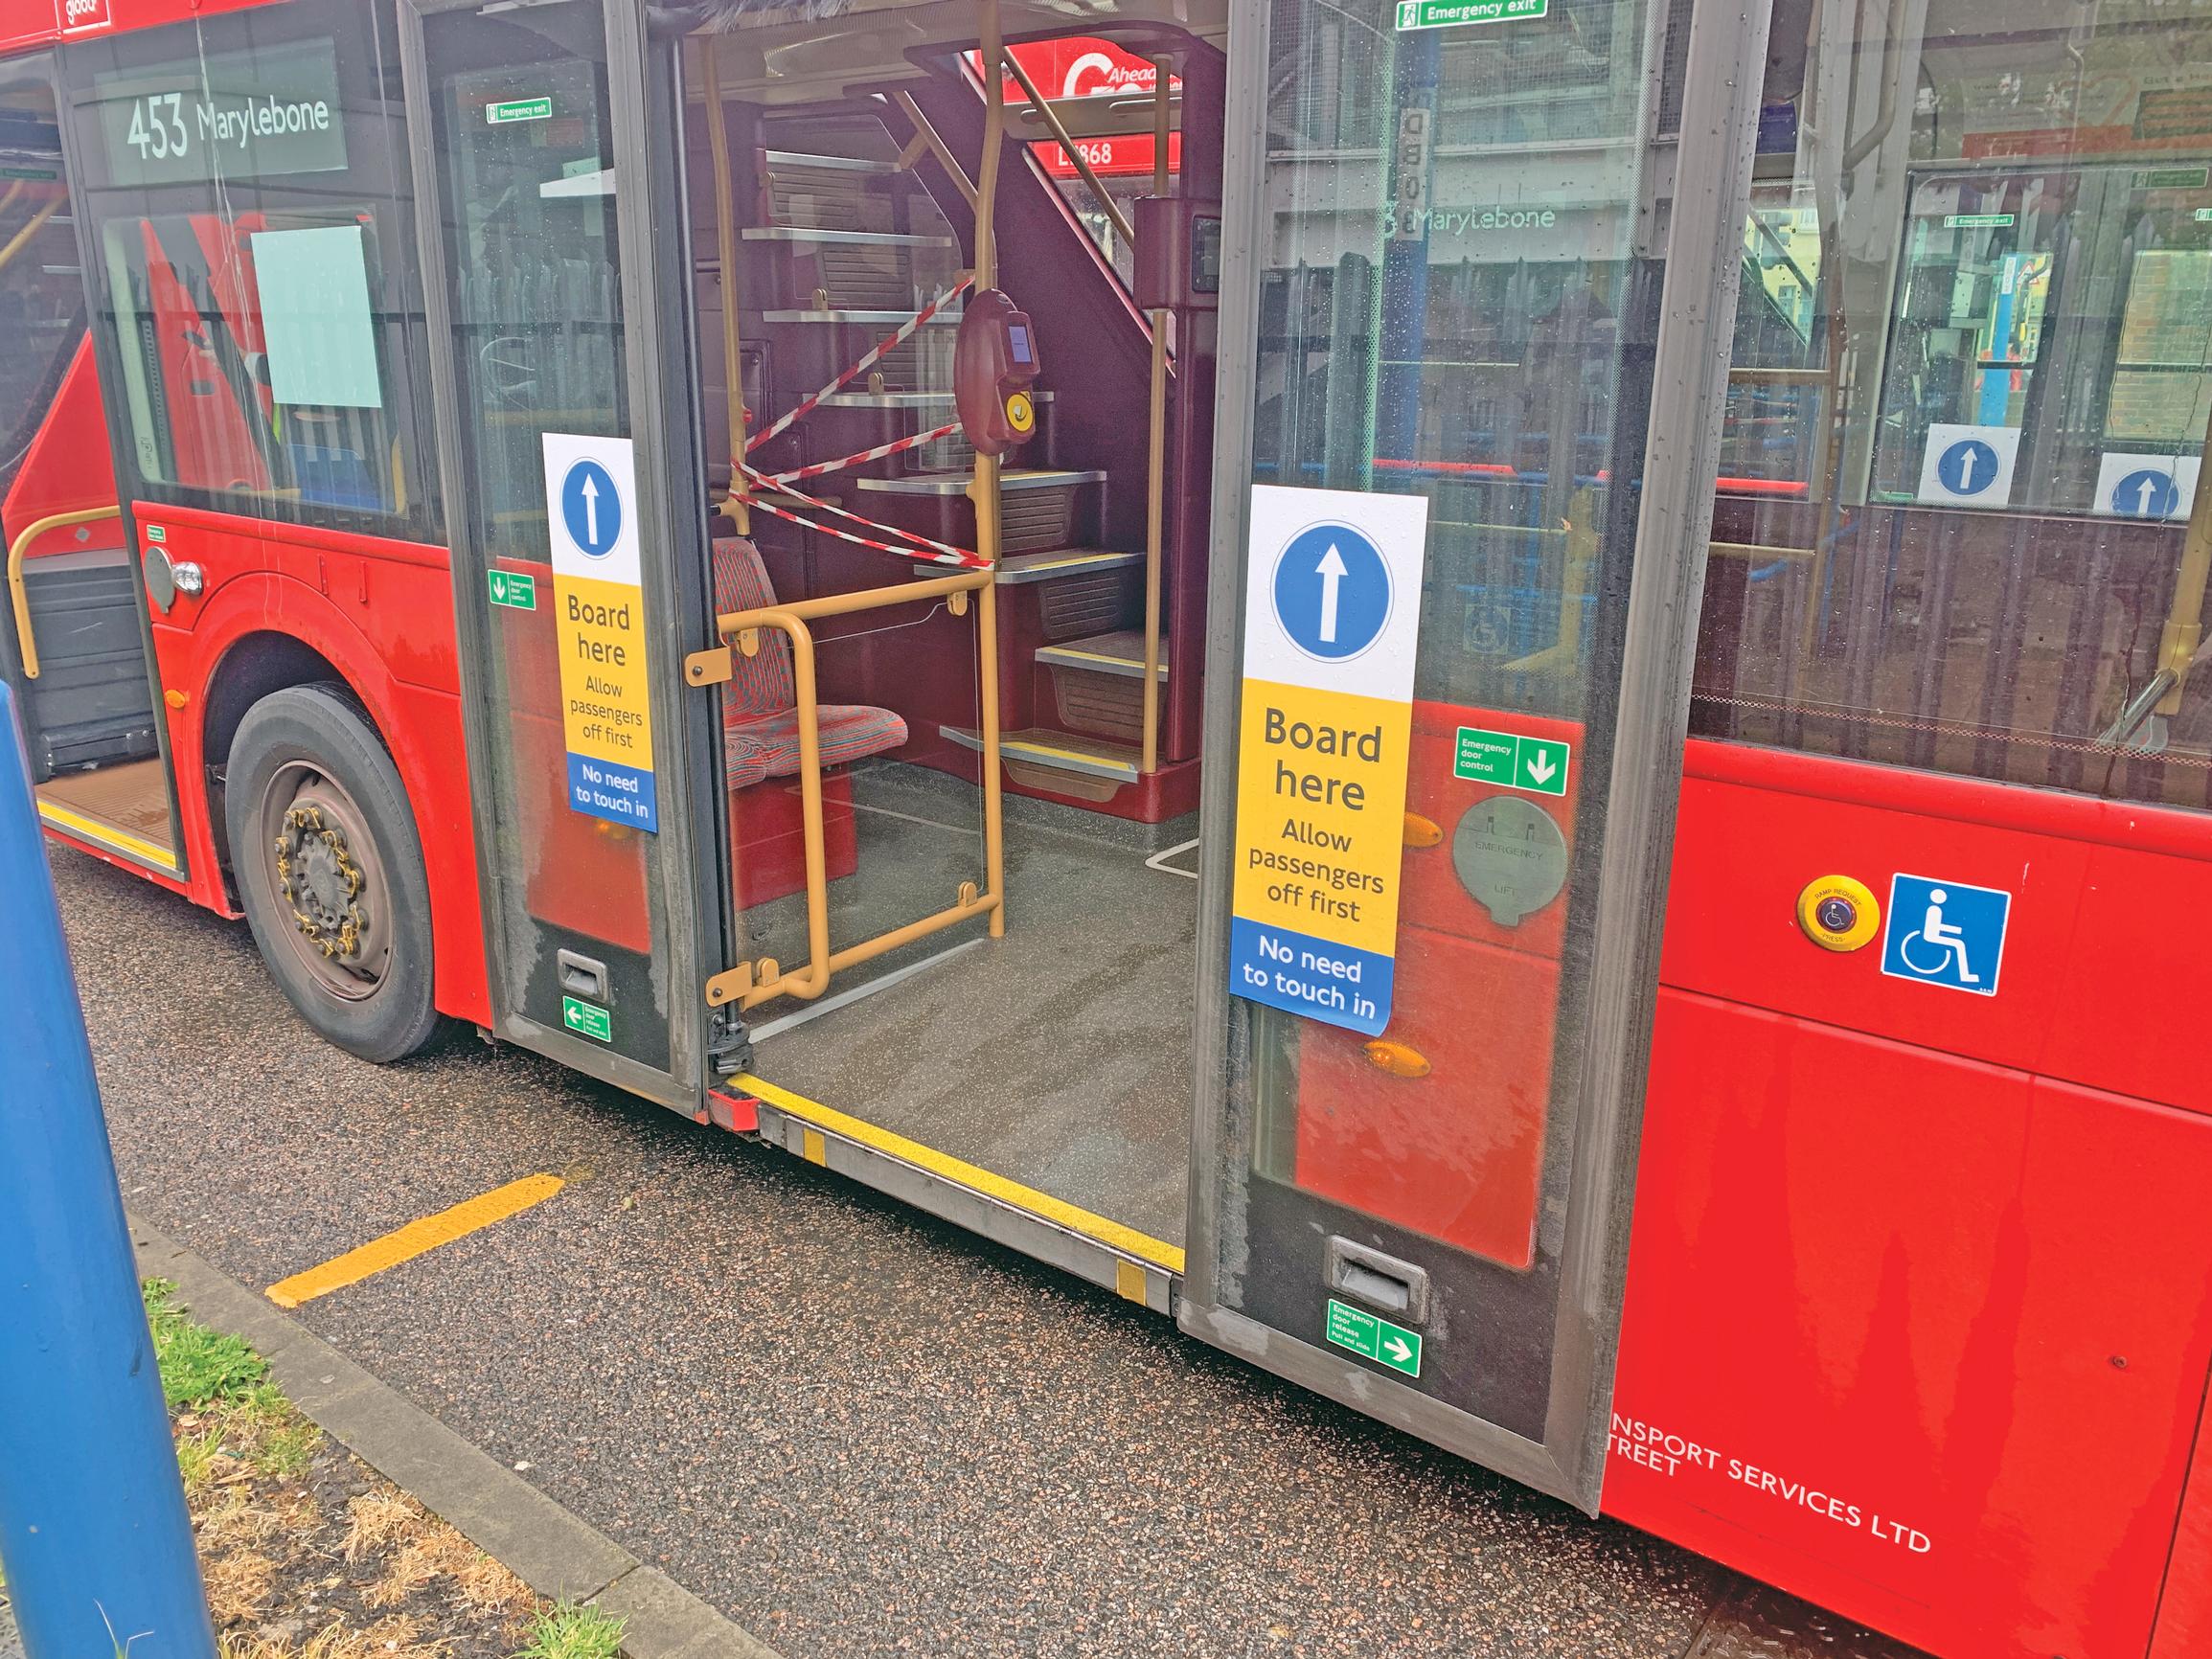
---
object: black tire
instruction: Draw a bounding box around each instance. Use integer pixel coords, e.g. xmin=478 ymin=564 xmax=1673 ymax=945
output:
xmin=225 ymin=682 xmax=442 ymax=1063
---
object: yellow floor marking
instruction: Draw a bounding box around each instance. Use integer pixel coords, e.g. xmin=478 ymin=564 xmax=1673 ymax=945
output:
xmin=36 ymin=800 xmax=181 ymax=871
xmin=265 ymin=1173 xmax=564 ymax=1308
xmin=738 ymin=1073 xmax=1186 ymax=1275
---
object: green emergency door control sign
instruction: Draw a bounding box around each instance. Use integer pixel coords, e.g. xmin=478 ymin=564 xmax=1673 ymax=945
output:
xmin=561 ymin=995 xmax=611 ymax=1043
xmin=1453 ymin=726 xmax=1570 ymax=797
xmin=1325 ymin=1298 xmax=1423 ymax=1376
xmin=1397 ymin=0 xmax=1546 ymax=27
xmin=488 ymin=569 xmax=537 ymax=610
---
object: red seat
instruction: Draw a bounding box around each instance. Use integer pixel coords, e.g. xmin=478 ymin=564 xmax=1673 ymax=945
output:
xmin=713 ymin=537 xmax=908 ymax=788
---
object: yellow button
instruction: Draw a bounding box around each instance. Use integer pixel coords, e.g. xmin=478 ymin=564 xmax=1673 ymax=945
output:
xmin=1005 ymin=391 xmax=1035 ymax=433
xmin=1796 ymin=874 xmax=1880 ymax=952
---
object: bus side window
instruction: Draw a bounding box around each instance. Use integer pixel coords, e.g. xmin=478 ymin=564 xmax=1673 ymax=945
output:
xmin=62 ymin=5 xmax=433 ymax=539
xmin=1693 ymin=0 xmax=2212 ymax=815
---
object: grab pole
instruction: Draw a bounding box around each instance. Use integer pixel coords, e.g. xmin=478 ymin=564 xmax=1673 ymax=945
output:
xmin=0 ymin=681 xmax=217 ymax=1659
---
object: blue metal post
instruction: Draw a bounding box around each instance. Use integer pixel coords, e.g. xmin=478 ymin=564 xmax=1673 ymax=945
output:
xmin=0 ymin=682 xmax=217 ymax=1659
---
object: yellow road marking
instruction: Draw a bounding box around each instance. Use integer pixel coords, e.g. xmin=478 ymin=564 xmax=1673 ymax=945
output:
xmin=738 ymin=1074 xmax=1186 ymax=1275
xmin=265 ymin=1173 xmax=564 ymax=1308
xmin=36 ymin=800 xmax=181 ymax=872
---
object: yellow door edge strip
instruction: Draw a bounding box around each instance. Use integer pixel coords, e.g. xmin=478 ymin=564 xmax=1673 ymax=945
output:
xmin=265 ymin=1173 xmax=564 ymax=1308
xmin=36 ymin=799 xmax=182 ymax=873
xmin=737 ymin=1073 xmax=1187 ymax=1276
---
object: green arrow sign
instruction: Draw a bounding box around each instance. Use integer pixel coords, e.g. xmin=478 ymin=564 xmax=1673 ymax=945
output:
xmin=1325 ymin=1298 xmax=1423 ymax=1376
xmin=561 ymin=995 xmax=611 ymax=1043
xmin=1453 ymin=726 xmax=1570 ymax=797
xmin=488 ymin=569 xmax=537 ymax=610
xmin=1396 ymin=0 xmax=1546 ymax=27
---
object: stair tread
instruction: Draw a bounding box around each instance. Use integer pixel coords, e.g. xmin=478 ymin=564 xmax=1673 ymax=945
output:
xmin=743 ymin=226 xmax=956 ymax=247
xmin=939 ymin=724 xmax=1140 ymax=782
xmin=821 ymin=390 xmax=1055 ymax=408
xmin=764 ymin=149 xmax=901 ymax=175
xmin=857 ymin=468 xmax=1107 ymax=497
xmin=993 ymin=548 xmax=1143 ymax=584
xmin=1036 ymin=629 xmax=1168 ymax=680
xmin=761 ymin=307 xmax=965 ymax=324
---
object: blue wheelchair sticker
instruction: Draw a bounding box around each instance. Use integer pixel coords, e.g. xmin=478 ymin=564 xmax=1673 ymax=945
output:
xmin=1881 ymin=874 xmax=2010 ymax=997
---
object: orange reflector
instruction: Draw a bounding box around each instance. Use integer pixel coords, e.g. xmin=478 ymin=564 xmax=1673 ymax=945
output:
xmin=1403 ymin=812 xmax=1443 ymax=849
xmin=1363 ymin=1039 xmax=1431 ymax=1079
xmin=163 ymin=689 xmax=189 ymax=710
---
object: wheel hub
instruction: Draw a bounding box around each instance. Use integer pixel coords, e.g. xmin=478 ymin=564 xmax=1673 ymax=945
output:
xmin=274 ymin=804 xmax=367 ymax=960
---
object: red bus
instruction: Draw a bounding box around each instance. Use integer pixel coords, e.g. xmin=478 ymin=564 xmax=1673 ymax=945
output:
xmin=3 ymin=1 xmax=2208 ymax=1655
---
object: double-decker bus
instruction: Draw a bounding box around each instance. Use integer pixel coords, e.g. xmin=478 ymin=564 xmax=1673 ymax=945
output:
xmin=3 ymin=1 xmax=2208 ymax=1654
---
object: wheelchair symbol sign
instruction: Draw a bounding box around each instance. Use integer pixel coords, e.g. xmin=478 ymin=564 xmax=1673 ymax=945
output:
xmin=1881 ymin=873 xmax=2010 ymax=997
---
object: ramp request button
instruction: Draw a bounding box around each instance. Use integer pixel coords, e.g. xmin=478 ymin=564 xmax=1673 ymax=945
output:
xmin=1796 ymin=874 xmax=1880 ymax=952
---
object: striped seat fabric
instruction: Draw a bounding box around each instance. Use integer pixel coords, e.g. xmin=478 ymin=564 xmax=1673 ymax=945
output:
xmin=713 ymin=537 xmax=908 ymax=789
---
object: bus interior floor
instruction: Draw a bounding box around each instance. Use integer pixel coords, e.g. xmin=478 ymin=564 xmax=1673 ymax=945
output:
xmin=740 ymin=761 xmax=1197 ymax=1249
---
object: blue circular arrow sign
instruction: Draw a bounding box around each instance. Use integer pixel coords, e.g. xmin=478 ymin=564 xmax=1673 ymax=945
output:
xmin=1936 ymin=438 xmax=2001 ymax=498
xmin=2111 ymin=467 xmax=2181 ymax=519
xmin=1272 ymin=523 xmax=1391 ymax=661
xmin=560 ymin=458 xmax=622 ymax=558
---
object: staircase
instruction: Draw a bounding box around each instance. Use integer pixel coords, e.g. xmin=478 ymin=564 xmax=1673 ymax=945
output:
xmin=724 ymin=103 xmax=1192 ymax=821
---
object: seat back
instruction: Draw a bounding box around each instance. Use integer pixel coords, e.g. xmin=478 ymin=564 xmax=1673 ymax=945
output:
xmin=711 ymin=536 xmax=796 ymax=717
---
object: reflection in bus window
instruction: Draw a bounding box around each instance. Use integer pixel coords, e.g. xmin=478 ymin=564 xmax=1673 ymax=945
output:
xmin=64 ymin=11 xmax=431 ymax=534
xmin=1694 ymin=0 xmax=2212 ymax=812
xmin=0 ymin=86 xmax=80 ymax=492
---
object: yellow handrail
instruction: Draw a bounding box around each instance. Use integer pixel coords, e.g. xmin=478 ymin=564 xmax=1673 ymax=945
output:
xmin=0 ymin=198 xmax=58 ymax=281
xmin=694 ymin=569 xmax=1004 ymax=1010
xmin=8 ymin=506 xmax=123 ymax=680
xmin=1138 ymin=55 xmax=1173 ymax=774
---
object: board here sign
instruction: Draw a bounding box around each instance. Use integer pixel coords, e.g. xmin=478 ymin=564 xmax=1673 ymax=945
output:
xmin=1228 ymin=486 xmax=1429 ymax=1037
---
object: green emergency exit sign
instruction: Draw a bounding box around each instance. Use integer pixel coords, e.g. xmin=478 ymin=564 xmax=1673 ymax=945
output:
xmin=1396 ymin=0 xmax=1546 ymax=29
xmin=561 ymin=996 xmax=611 ymax=1043
xmin=1944 ymin=212 xmax=2016 ymax=229
xmin=488 ymin=569 xmax=537 ymax=610
xmin=487 ymin=97 xmax=553 ymax=125
xmin=1453 ymin=726 xmax=1570 ymax=797
xmin=1325 ymin=1299 xmax=1423 ymax=1376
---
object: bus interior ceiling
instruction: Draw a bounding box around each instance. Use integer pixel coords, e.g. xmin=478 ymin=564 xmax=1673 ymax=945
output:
xmin=681 ymin=2 xmax=1229 ymax=1247
xmin=0 ymin=76 xmax=173 ymax=862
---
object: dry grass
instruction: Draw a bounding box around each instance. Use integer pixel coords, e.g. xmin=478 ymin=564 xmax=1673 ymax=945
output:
xmin=148 ymin=1281 xmax=553 ymax=1659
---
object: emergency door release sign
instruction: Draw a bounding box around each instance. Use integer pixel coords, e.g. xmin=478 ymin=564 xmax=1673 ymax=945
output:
xmin=543 ymin=432 xmax=659 ymax=832
xmin=1229 ymin=484 xmax=1429 ymax=1036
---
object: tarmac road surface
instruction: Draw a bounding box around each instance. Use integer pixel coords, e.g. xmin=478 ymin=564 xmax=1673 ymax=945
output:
xmin=54 ymin=846 xmax=1921 ymax=1659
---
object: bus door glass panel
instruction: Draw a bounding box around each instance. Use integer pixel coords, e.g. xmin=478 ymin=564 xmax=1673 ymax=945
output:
xmin=414 ymin=0 xmax=690 ymax=1080
xmin=677 ymin=47 xmax=992 ymax=1035
xmin=1188 ymin=0 xmax=1722 ymax=1508
xmin=1696 ymin=0 xmax=2212 ymax=813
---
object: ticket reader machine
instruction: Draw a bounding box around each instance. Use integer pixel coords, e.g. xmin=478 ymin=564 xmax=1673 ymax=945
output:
xmin=954 ymin=289 xmax=1040 ymax=456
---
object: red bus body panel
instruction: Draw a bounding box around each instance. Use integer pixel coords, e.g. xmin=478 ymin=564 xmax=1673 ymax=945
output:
xmin=138 ymin=502 xmax=489 ymax=1027
xmin=0 ymin=0 xmax=282 ymax=55
xmin=1607 ymin=739 xmax=2212 ymax=1659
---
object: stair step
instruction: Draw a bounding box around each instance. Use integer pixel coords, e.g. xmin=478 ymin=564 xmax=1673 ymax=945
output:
xmin=761 ymin=308 xmax=965 ymax=325
xmin=939 ymin=725 xmax=1140 ymax=784
xmin=821 ymin=390 xmax=1054 ymax=409
xmin=1037 ymin=630 xmax=1167 ymax=681
xmin=857 ymin=468 xmax=1106 ymax=497
xmin=743 ymin=226 xmax=956 ymax=248
xmin=764 ymin=149 xmax=901 ymax=175
xmin=993 ymin=549 xmax=1143 ymax=584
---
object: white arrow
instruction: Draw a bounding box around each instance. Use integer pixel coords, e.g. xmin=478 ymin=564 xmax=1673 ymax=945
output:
xmin=1525 ymin=750 xmax=1557 ymax=786
xmin=1316 ymin=543 xmax=1348 ymax=643
xmin=491 ymin=573 xmax=506 ymax=600
xmin=1382 ymin=1335 xmax=1413 ymax=1365
xmin=580 ymin=471 xmax=602 ymax=549
xmin=2137 ymin=475 xmax=2162 ymax=516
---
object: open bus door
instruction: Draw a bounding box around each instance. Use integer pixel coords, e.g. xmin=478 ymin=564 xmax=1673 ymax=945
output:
xmin=1178 ymin=0 xmax=1775 ymax=1512
xmin=398 ymin=0 xmax=729 ymax=1108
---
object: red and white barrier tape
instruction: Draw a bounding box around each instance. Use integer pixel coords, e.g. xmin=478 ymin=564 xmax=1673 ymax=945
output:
xmin=764 ymin=422 xmax=961 ymax=486
xmin=746 ymin=495 xmax=989 ymax=572
xmin=744 ymin=275 xmax=974 ymax=455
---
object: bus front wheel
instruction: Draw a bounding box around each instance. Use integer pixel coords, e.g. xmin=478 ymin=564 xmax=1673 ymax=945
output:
xmin=226 ymin=683 xmax=442 ymax=1063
